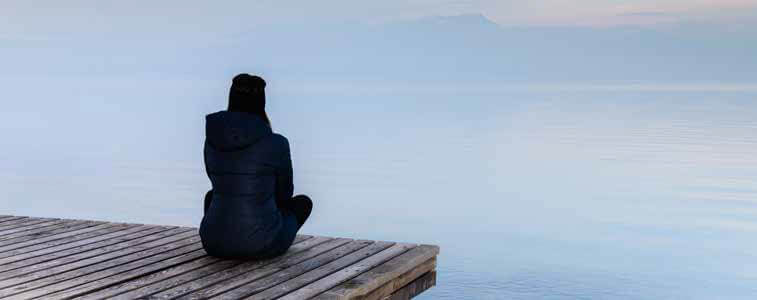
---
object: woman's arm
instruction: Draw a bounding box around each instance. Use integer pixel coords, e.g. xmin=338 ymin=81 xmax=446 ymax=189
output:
xmin=203 ymin=190 xmax=213 ymax=214
xmin=275 ymin=137 xmax=294 ymax=210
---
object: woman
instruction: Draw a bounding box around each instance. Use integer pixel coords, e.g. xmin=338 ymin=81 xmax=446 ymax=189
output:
xmin=200 ymin=74 xmax=313 ymax=259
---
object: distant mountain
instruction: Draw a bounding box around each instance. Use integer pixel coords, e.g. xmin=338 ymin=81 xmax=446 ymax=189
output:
xmin=211 ymin=14 xmax=756 ymax=82
xmin=3 ymin=14 xmax=755 ymax=83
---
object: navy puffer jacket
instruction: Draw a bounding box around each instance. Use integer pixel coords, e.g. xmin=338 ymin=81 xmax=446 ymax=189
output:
xmin=199 ymin=111 xmax=295 ymax=258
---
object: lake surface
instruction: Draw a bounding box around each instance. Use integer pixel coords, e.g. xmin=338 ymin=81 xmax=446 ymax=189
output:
xmin=2 ymin=79 xmax=757 ymax=299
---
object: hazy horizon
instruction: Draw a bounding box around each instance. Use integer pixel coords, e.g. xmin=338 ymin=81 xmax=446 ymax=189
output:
xmin=2 ymin=1 xmax=757 ymax=84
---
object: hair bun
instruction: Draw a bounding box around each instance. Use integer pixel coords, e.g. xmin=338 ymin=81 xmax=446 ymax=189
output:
xmin=232 ymin=73 xmax=266 ymax=89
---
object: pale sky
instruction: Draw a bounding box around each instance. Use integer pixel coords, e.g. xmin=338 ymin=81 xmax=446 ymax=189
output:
xmin=2 ymin=0 xmax=757 ymax=40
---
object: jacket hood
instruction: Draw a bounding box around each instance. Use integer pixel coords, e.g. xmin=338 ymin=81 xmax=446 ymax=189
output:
xmin=205 ymin=111 xmax=272 ymax=151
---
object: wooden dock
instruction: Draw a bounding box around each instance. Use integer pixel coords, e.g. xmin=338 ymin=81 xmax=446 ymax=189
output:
xmin=0 ymin=215 xmax=438 ymax=299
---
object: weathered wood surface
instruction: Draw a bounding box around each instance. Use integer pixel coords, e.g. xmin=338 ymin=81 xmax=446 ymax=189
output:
xmin=0 ymin=221 xmax=101 ymax=247
xmin=0 ymin=215 xmax=438 ymax=299
xmin=314 ymin=245 xmax=440 ymax=300
xmin=0 ymin=218 xmax=61 ymax=235
xmin=148 ymin=236 xmax=334 ymax=300
xmin=387 ymin=271 xmax=436 ymax=300
xmin=0 ymin=220 xmax=94 ymax=244
xmin=75 ymin=235 xmax=312 ymax=300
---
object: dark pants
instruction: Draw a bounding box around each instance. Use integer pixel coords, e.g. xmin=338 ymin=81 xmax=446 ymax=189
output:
xmin=203 ymin=191 xmax=312 ymax=258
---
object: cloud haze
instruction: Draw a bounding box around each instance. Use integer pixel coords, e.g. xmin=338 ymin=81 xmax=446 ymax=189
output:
xmin=1 ymin=1 xmax=755 ymax=84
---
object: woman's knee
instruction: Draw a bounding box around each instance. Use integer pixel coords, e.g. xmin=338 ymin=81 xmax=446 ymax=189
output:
xmin=289 ymin=195 xmax=312 ymax=228
xmin=292 ymin=194 xmax=311 ymax=202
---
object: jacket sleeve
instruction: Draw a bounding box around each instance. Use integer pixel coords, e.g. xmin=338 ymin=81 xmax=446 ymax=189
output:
xmin=275 ymin=137 xmax=294 ymax=210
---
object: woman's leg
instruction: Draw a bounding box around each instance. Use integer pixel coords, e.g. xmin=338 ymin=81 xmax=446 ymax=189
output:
xmin=258 ymin=210 xmax=299 ymax=258
xmin=258 ymin=195 xmax=313 ymax=258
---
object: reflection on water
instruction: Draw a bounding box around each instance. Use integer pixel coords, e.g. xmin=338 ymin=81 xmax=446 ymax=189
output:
xmin=1 ymin=82 xmax=756 ymax=299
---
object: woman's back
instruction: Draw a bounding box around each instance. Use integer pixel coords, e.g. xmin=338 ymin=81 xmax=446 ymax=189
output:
xmin=199 ymin=111 xmax=286 ymax=257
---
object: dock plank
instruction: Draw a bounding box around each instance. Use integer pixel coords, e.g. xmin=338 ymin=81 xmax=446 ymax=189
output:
xmin=247 ymin=241 xmax=395 ymax=300
xmin=0 ymin=224 xmax=149 ymax=266
xmin=36 ymin=248 xmax=209 ymax=300
xmin=173 ymin=237 xmax=351 ymax=300
xmin=147 ymin=236 xmax=333 ymax=299
xmin=76 ymin=235 xmax=312 ymax=300
xmin=0 ymin=217 xmax=31 ymax=228
xmin=280 ymin=243 xmax=418 ymax=300
xmin=314 ymin=245 xmax=439 ymax=300
xmin=387 ymin=270 xmax=436 ymax=300
xmin=0 ymin=229 xmax=198 ymax=292
xmin=0 ymin=216 xmax=24 ymax=223
xmin=0 ymin=220 xmax=66 ymax=240
xmin=0 ymin=226 xmax=182 ymax=280
xmin=0 ymin=221 xmax=100 ymax=247
xmin=0 ymin=220 xmax=91 ymax=243
xmin=178 ymin=238 xmax=349 ymax=299
xmin=0 ymin=223 xmax=122 ymax=257
xmin=80 ymin=255 xmax=223 ymax=300
xmin=219 ymin=240 xmax=379 ymax=299
xmin=0 ymin=218 xmax=55 ymax=232
xmin=362 ymin=257 xmax=437 ymax=300
xmin=1 ymin=235 xmax=203 ymax=299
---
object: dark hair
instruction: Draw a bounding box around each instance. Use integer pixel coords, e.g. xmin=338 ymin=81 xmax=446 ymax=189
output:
xmin=228 ymin=73 xmax=270 ymax=126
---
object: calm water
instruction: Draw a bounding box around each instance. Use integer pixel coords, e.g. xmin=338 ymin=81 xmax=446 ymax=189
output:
xmin=2 ymin=79 xmax=757 ymax=299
